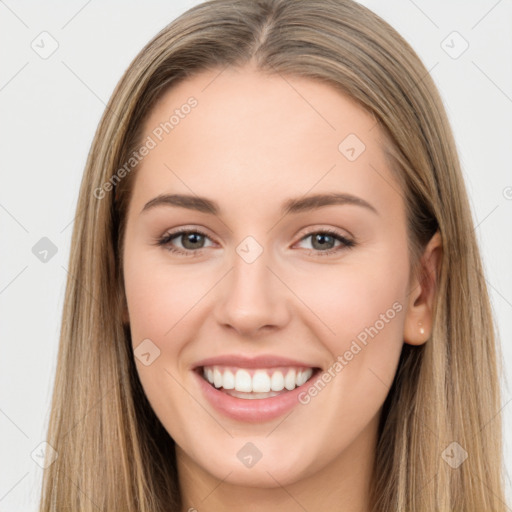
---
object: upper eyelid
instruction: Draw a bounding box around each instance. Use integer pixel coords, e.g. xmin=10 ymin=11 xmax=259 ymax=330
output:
xmin=162 ymin=226 xmax=353 ymax=247
xmin=162 ymin=223 xmax=352 ymax=238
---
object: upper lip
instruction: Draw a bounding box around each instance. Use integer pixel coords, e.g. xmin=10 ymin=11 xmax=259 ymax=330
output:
xmin=192 ymin=354 xmax=321 ymax=370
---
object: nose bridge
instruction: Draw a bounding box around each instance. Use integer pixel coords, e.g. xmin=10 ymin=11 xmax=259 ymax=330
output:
xmin=214 ymin=234 xmax=289 ymax=334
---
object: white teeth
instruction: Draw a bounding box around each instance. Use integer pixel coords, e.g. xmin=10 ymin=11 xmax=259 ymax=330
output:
xmin=202 ymin=366 xmax=314 ymax=393
xmin=252 ymin=370 xmax=271 ymax=393
xmin=213 ymin=368 xmax=223 ymax=388
xmin=235 ymin=369 xmax=252 ymax=392
xmin=296 ymin=370 xmax=308 ymax=387
xmin=284 ymin=369 xmax=296 ymax=390
xmin=303 ymin=368 xmax=313 ymax=384
xmin=270 ymin=371 xmax=285 ymax=391
xmin=222 ymin=369 xmax=235 ymax=389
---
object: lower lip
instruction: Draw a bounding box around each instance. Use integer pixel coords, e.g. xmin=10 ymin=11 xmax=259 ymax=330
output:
xmin=193 ymin=368 xmax=321 ymax=423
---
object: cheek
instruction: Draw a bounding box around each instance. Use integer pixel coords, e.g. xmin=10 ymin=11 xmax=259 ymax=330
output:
xmin=123 ymin=250 xmax=203 ymax=344
xmin=122 ymin=248 xmax=201 ymax=431
xmin=295 ymin=250 xmax=407 ymax=424
xmin=124 ymin=268 xmax=167 ymax=341
xmin=297 ymin=256 xmax=407 ymax=354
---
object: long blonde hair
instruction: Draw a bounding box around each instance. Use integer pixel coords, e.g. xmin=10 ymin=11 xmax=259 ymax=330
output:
xmin=39 ymin=0 xmax=507 ymax=510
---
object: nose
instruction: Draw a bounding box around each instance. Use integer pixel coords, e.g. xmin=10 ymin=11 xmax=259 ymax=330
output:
xmin=213 ymin=244 xmax=291 ymax=337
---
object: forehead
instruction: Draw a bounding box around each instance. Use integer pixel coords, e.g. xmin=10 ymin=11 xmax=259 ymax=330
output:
xmin=129 ymin=65 xmax=402 ymax=220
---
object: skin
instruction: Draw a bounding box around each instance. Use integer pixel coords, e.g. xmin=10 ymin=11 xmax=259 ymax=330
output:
xmin=122 ymin=63 xmax=442 ymax=512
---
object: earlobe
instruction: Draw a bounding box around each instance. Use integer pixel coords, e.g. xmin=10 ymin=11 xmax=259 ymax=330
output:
xmin=403 ymin=231 xmax=443 ymax=346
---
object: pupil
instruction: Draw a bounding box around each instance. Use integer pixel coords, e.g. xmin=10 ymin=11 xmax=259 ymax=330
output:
xmin=184 ymin=233 xmax=203 ymax=248
xmin=314 ymin=234 xmax=333 ymax=249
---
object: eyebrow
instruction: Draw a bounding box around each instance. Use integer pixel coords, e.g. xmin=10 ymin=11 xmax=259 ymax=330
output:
xmin=140 ymin=192 xmax=379 ymax=217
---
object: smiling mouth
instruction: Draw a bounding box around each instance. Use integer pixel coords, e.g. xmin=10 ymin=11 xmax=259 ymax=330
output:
xmin=196 ymin=365 xmax=322 ymax=399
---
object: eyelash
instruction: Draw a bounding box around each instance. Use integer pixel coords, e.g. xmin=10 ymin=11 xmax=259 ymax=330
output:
xmin=154 ymin=227 xmax=356 ymax=258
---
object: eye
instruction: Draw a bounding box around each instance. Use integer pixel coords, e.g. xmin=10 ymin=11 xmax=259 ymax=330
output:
xmin=295 ymin=228 xmax=356 ymax=256
xmin=154 ymin=227 xmax=356 ymax=257
xmin=155 ymin=228 xmax=214 ymax=257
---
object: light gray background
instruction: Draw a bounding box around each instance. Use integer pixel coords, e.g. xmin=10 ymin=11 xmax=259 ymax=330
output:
xmin=1 ymin=1 xmax=511 ymax=510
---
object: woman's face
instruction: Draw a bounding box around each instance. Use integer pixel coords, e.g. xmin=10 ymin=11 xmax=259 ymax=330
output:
xmin=122 ymin=65 xmax=435 ymax=490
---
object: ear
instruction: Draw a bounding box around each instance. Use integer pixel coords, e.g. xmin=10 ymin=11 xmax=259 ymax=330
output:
xmin=403 ymin=231 xmax=443 ymax=346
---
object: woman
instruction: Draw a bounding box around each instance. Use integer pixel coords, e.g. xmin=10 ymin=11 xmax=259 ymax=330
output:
xmin=39 ymin=0 xmax=507 ymax=510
